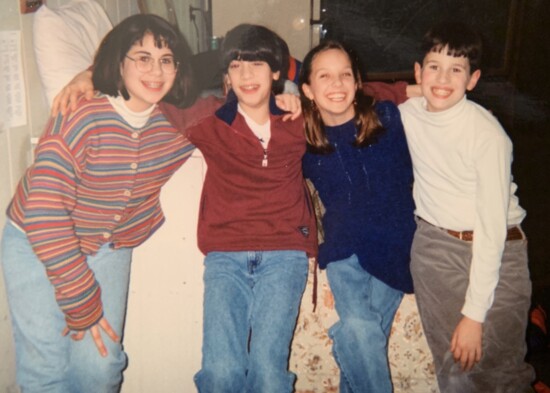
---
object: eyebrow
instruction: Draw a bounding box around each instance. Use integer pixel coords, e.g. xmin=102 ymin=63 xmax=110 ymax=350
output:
xmin=425 ymin=59 xmax=467 ymax=68
xmin=313 ymin=66 xmax=353 ymax=72
xmin=130 ymin=50 xmax=174 ymax=57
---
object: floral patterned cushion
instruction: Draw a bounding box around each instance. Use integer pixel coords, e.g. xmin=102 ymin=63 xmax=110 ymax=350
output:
xmin=290 ymin=259 xmax=440 ymax=393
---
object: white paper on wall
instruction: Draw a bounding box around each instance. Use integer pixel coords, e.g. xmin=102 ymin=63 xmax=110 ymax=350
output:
xmin=0 ymin=30 xmax=27 ymax=128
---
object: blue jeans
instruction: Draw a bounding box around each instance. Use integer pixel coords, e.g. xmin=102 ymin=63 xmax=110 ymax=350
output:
xmin=194 ymin=250 xmax=308 ymax=393
xmin=326 ymin=254 xmax=403 ymax=393
xmin=1 ymin=221 xmax=132 ymax=393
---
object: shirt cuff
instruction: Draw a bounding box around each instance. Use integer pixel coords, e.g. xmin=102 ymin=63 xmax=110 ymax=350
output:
xmin=461 ymin=302 xmax=488 ymax=323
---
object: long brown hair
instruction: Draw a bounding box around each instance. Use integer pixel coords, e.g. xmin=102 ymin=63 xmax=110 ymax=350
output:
xmin=299 ymin=41 xmax=384 ymax=154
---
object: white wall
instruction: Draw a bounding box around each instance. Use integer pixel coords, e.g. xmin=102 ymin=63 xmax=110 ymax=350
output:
xmin=212 ymin=0 xmax=312 ymax=60
xmin=1 ymin=1 xmax=49 ymax=391
xmin=122 ymin=153 xmax=207 ymax=393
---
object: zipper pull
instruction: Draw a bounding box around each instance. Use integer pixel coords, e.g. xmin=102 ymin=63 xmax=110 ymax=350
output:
xmin=262 ymin=149 xmax=268 ymax=167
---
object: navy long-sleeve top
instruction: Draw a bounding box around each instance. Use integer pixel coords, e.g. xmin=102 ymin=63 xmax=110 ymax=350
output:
xmin=302 ymin=101 xmax=415 ymax=293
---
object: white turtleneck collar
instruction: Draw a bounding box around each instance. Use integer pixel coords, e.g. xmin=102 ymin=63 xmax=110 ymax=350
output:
xmin=107 ymin=95 xmax=156 ymax=129
xmin=417 ymin=95 xmax=469 ymax=125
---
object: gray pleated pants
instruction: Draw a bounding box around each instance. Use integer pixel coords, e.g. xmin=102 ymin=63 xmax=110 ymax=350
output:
xmin=411 ymin=217 xmax=536 ymax=393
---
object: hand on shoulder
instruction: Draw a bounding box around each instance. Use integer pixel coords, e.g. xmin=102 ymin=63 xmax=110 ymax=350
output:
xmin=275 ymin=93 xmax=302 ymax=121
xmin=51 ymin=69 xmax=95 ymax=117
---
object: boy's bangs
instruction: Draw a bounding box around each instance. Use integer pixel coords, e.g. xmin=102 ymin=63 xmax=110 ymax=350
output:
xmin=226 ymin=49 xmax=279 ymax=72
xmin=431 ymin=43 xmax=469 ymax=59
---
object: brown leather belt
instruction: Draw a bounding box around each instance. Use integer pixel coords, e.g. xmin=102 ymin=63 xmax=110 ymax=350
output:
xmin=446 ymin=226 xmax=524 ymax=242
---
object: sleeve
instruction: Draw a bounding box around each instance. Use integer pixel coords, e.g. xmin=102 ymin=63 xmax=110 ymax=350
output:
xmin=363 ymin=81 xmax=409 ymax=105
xmin=22 ymin=134 xmax=103 ymax=331
xmin=159 ymin=95 xmax=223 ymax=135
xmin=461 ymin=125 xmax=513 ymax=323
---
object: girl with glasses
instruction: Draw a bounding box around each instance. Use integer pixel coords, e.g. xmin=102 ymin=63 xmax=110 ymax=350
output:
xmin=1 ymin=13 xmax=197 ymax=393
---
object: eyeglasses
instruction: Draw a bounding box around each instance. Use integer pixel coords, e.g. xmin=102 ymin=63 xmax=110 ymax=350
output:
xmin=125 ymin=55 xmax=179 ymax=74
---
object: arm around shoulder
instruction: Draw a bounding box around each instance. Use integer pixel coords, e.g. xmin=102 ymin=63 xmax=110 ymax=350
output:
xmin=159 ymin=95 xmax=223 ymax=135
xmin=363 ymin=81 xmax=409 ymax=104
xmin=51 ymin=69 xmax=94 ymax=117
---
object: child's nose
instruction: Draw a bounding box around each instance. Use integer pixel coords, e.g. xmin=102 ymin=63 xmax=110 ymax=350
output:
xmin=240 ymin=63 xmax=253 ymax=77
xmin=333 ymin=76 xmax=344 ymax=86
xmin=437 ymin=69 xmax=450 ymax=83
xmin=150 ymin=60 xmax=164 ymax=75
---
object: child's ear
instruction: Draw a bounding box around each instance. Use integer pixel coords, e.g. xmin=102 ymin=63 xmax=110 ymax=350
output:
xmin=272 ymin=71 xmax=280 ymax=81
xmin=223 ymin=74 xmax=231 ymax=94
xmin=466 ymin=69 xmax=481 ymax=91
xmin=414 ymin=62 xmax=422 ymax=84
xmin=301 ymin=83 xmax=314 ymax=100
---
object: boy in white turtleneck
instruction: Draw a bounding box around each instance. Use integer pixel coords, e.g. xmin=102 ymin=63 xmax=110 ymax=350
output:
xmin=399 ymin=22 xmax=535 ymax=393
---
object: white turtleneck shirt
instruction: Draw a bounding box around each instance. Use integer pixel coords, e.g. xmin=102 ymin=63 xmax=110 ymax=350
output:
xmin=399 ymin=95 xmax=526 ymax=323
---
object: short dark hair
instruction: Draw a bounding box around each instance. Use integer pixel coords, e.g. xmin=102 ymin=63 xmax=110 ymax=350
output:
xmin=92 ymin=14 xmax=198 ymax=108
xmin=420 ymin=21 xmax=483 ymax=73
xmin=221 ymin=24 xmax=285 ymax=94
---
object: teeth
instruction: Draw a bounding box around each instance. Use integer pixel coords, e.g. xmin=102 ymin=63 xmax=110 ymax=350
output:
xmin=327 ymin=93 xmax=346 ymax=101
xmin=241 ymin=85 xmax=258 ymax=91
xmin=432 ymin=88 xmax=451 ymax=97
xmin=145 ymin=82 xmax=162 ymax=88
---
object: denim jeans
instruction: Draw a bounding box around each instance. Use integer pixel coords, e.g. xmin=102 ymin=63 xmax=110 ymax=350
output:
xmin=1 ymin=221 xmax=132 ymax=393
xmin=326 ymin=254 xmax=403 ymax=393
xmin=194 ymin=250 xmax=309 ymax=393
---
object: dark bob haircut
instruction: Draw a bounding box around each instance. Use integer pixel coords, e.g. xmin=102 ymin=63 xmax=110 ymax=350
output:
xmin=92 ymin=14 xmax=198 ymax=108
xmin=420 ymin=21 xmax=483 ymax=73
xmin=221 ymin=24 xmax=285 ymax=94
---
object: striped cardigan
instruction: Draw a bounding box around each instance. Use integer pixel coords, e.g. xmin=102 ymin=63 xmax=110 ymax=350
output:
xmin=7 ymin=96 xmax=195 ymax=330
